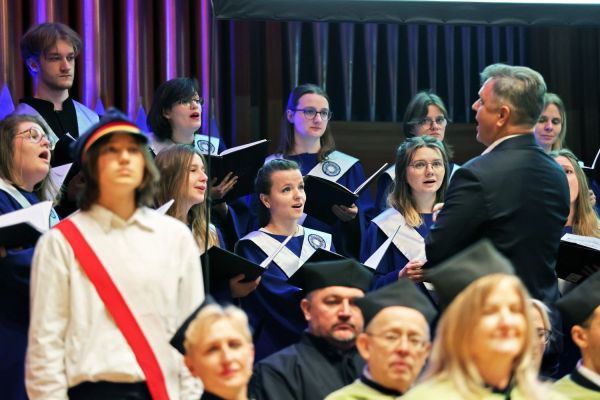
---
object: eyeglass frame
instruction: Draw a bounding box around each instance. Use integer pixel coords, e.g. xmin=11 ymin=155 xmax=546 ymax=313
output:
xmin=408 ymin=160 xmax=445 ymax=171
xmin=15 ymin=126 xmax=56 ymax=150
xmin=176 ymin=97 xmax=204 ymax=108
xmin=417 ymin=116 xmax=447 ymax=127
xmin=536 ymin=328 xmax=552 ymax=345
xmin=291 ymin=107 xmax=333 ymax=121
xmin=366 ymin=331 xmax=429 ymax=351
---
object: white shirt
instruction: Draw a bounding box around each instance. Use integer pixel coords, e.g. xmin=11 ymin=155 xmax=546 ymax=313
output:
xmin=26 ymin=205 xmax=204 ymax=399
xmin=481 ymin=133 xmax=524 ymax=155
xmin=577 ymin=359 xmax=600 ymax=388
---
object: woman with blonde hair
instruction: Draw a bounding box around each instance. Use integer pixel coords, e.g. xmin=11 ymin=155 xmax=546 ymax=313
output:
xmin=406 ymin=271 xmax=563 ymax=399
xmin=534 ymin=93 xmax=567 ymax=153
xmin=550 ymin=149 xmax=600 ymax=238
xmin=183 ymin=303 xmax=254 ymax=400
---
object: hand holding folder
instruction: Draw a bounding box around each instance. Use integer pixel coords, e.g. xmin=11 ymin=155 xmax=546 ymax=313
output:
xmin=303 ymin=163 xmax=388 ymax=224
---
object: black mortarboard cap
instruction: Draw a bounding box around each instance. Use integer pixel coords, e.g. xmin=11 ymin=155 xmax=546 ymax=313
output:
xmin=557 ymin=270 xmax=600 ymax=327
xmin=355 ymin=277 xmax=437 ymax=327
xmin=170 ymin=295 xmax=217 ymax=355
xmin=288 ymin=259 xmax=373 ymax=293
xmin=71 ymin=107 xmax=148 ymax=164
xmin=424 ymin=239 xmax=514 ymax=309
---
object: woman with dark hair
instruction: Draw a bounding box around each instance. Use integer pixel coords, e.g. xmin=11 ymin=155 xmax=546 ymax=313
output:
xmin=0 ymin=114 xmax=58 ymax=400
xmin=154 ymin=144 xmax=258 ymax=299
xmin=147 ymin=77 xmax=244 ymax=249
xmin=267 ymin=83 xmax=375 ymax=259
xmin=376 ymin=91 xmax=458 ymax=210
xmin=235 ymin=159 xmax=334 ymax=361
xmin=361 ymin=136 xmax=448 ymax=290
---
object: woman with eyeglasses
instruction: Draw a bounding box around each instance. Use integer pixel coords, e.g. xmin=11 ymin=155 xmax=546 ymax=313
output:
xmin=376 ymin=91 xmax=458 ymax=211
xmin=265 ymin=83 xmax=376 ymax=259
xmin=530 ymin=299 xmax=552 ymax=378
xmin=361 ymin=136 xmax=448 ymax=291
xmin=0 ymin=114 xmax=58 ymax=400
xmin=148 ymin=77 xmax=246 ymax=250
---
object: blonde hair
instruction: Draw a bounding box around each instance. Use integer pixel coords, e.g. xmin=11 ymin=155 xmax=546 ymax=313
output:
xmin=550 ymin=149 xmax=600 ymax=238
xmin=184 ymin=304 xmax=252 ymax=353
xmin=422 ymin=274 xmax=549 ymax=400
xmin=154 ymin=144 xmax=219 ymax=251
xmin=544 ymin=93 xmax=567 ymax=152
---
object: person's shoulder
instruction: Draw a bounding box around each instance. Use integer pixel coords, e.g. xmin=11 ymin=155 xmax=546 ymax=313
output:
xmin=403 ymin=379 xmax=462 ymax=399
xmin=553 ymin=374 xmax=599 ymax=399
xmin=72 ymin=100 xmax=99 ymax=120
xmin=324 ymin=380 xmax=371 ymax=400
xmin=255 ymin=342 xmax=302 ymax=371
xmin=141 ymin=207 xmax=189 ymax=232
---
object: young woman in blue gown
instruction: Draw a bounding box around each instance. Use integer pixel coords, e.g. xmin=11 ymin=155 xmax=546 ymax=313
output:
xmin=361 ymin=136 xmax=448 ymax=290
xmin=264 ymin=83 xmax=376 ymax=259
xmin=235 ymin=159 xmax=334 ymax=361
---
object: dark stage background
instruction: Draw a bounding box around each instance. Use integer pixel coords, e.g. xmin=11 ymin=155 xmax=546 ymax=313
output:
xmin=1 ymin=1 xmax=600 ymax=176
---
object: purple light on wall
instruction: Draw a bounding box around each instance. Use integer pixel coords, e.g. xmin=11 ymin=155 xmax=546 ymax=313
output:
xmin=83 ymin=0 xmax=95 ymax=108
xmin=36 ymin=0 xmax=47 ymax=23
xmin=126 ymin=0 xmax=139 ymax=118
xmin=165 ymin=0 xmax=176 ymax=79
xmin=201 ymin=0 xmax=210 ymax=135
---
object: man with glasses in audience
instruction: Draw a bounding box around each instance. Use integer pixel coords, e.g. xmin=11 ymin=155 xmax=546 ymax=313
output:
xmin=326 ymin=278 xmax=436 ymax=399
xmin=250 ymin=259 xmax=372 ymax=400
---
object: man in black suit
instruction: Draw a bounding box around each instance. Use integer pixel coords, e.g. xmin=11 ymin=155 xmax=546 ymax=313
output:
xmin=425 ymin=63 xmax=569 ymax=372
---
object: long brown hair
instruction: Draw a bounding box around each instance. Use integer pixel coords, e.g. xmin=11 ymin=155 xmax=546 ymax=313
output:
xmin=388 ymin=136 xmax=448 ymax=227
xmin=550 ymin=149 xmax=600 ymax=237
xmin=79 ymin=134 xmax=159 ymax=211
xmin=277 ymin=83 xmax=335 ymax=162
xmin=154 ymin=144 xmax=219 ymax=251
xmin=0 ymin=114 xmax=57 ymax=202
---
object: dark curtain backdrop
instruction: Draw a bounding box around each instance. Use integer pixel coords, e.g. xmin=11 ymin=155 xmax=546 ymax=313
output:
xmin=1 ymin=1 xmax=599 ymax=168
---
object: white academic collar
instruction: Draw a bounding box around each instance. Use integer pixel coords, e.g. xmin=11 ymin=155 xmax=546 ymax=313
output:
xmin=577 ymin=359 xmax=600 ymax=388
xmin=481 ymin=134 xmax=523 ymax=155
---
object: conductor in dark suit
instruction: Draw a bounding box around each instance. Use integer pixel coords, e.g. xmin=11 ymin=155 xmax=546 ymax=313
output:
xmin=425 ymin=63 xmax=569 ymax=371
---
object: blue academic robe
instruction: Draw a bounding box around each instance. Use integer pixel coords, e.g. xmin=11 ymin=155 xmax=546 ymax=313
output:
xmin=235 ymin=231 xmax=334 ymax=361
xmin=360 ymin=212 xmax=433 ymax=290
xmin=0 ymin=189 xmax=45 ymax=400
xmin=285 ymin=153 xmax=377 ymax=260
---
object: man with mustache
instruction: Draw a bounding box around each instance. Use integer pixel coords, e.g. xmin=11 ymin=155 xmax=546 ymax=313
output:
xmin=250 ymin=259 xmax=372 ymax=400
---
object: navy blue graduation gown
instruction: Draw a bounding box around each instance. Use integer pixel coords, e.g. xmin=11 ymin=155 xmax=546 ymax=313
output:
xmin=360 ymin=212 xmax=433 ymax=290
xmin=235 ymin=232 xmax=335 ymax=361
xmin=285 ymin=152 xmax=377 ymax=259
xmin=0 ymin=189 xmax=44 ymax=400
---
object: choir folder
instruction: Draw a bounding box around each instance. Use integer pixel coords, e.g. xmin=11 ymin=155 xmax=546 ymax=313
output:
xmin=556 ymin=233 xmax=600 ymax=284
xmin=201 ymin=246 xmax=266 ymax=289
xmin=303 ymin=163 xmax=388 ymax=224
xmin=205 ymin=139 xmax=269 ymax=201
xmin=0 ymin=201 xmax=53 ymax=248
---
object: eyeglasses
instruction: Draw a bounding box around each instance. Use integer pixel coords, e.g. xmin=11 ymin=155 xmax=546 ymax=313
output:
xmin=177 ymin=97 xmax=204 ymax=108
xmin=367 ymin=331 xmax=429 ymax=351
xmin=536 ymin=328 xmax=552 ymax=344
xmin=16 ymin=126 xmax=56 ymax=150
xmin=418 ymin=116 xmax=447 ymax=127
xmin=408 ymin=160 xmax=444 ymax=170
xmin=292 ymin=108 xmax=333 ymax=121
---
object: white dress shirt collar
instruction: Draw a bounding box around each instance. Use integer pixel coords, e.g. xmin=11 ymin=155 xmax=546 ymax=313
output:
xmin=577 ymin=359 xmax=600 ymax=387
xmin=89 ymin=204 xmax=155 ymax=233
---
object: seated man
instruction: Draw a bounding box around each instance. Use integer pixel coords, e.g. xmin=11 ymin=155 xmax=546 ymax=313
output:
xmin=250 ymin=259 xmax=373 ymax=400
xmin=555 ymin=271 xmax=600 ymax=398
xmin=326 ymin=278 xmax=436 ymax=399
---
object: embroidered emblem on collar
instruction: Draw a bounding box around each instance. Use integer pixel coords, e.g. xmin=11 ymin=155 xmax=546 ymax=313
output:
xmin=322 ymin=160 xmax=341 ymax=176
xmin=195 ymin=139 xmax=215 ymax=154
xmin=308 ymin=233 xmax=326 ymax=250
